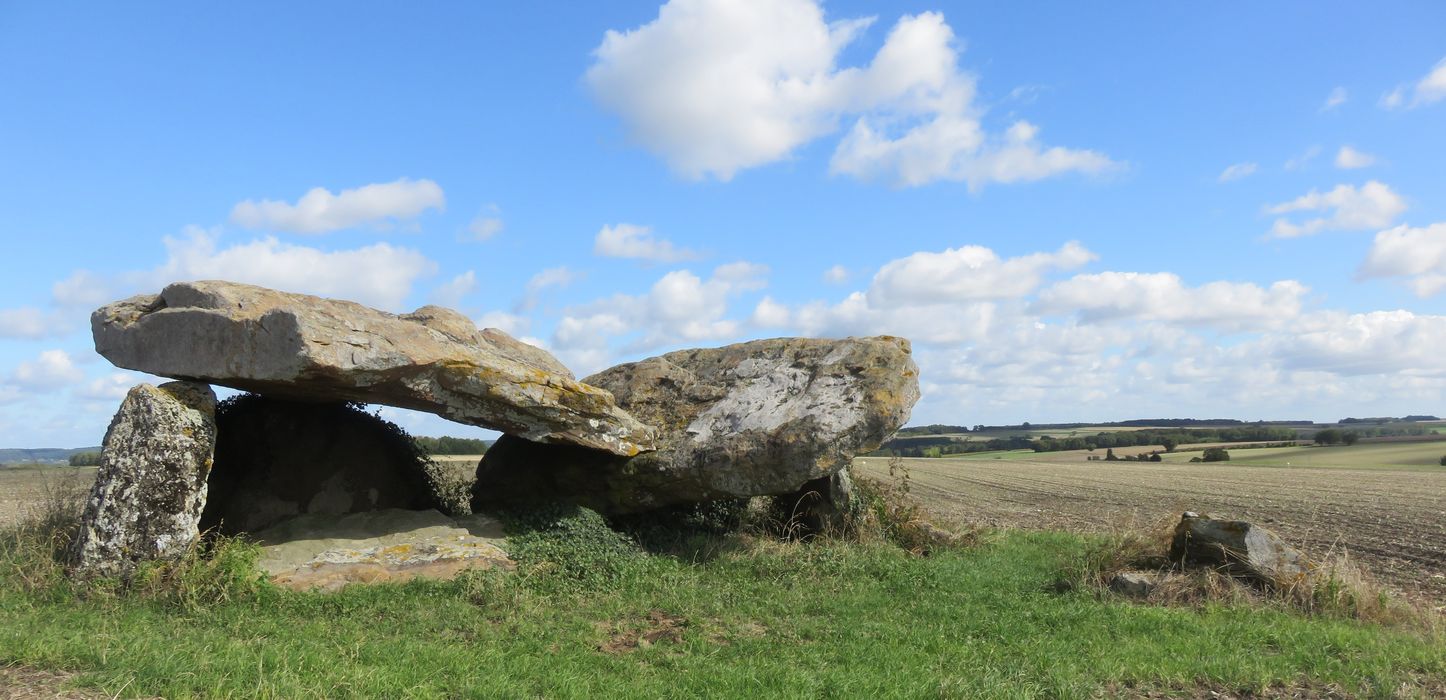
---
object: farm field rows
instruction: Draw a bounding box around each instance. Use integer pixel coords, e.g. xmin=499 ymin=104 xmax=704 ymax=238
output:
xmin=855 ymin=451 xmax=1446 ymax=601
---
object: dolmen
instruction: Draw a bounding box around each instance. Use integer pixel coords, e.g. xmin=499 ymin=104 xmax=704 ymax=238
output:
xmin=72 ymin=280 xmax=921 ymax=582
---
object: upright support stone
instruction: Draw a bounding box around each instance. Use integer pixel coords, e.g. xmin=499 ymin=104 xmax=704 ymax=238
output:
xmin=71 ymin=381 xmax=217 ymax=577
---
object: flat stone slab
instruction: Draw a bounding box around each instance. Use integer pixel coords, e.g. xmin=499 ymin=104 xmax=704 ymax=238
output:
xmin=92 ymin=281 xmax=653 ymax=456
xmin=252 ymin=508 xmax=513 ymax=592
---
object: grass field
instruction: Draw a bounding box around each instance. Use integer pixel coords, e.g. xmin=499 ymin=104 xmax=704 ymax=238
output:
xmin=855 ymin=446 xmax=1446 ymax=602
xmin=2 ymin=524 xmax=1443 ymax=698
xmin=1161 ymin=442 xmax=1446 ymax=470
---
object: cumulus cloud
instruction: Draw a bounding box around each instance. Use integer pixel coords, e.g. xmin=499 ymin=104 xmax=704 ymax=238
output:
xmin=1264 ymin=181 xmax=1406 ymax=238
xmin=465 ymin=205 xmax=505 ymax=241
xmin=1217 ymin=162 xmax=1258 ymax=183
xmin=1334 ymin=146 xmax=1377 ymax=169
xmin=1381 ymin=56 xmax=1446 ymax=109
xmin=10 ymin=350 xmax=84 ymax=390
xmin=586 ymin=0 xmax=1114 ymax=187
xmin=1274 ymin=310 xmax=1446 ymax=376
xmin=0 ymin=307 xmax=56 ymax=340
xmin=144 ymin=227 xmax=436 ymax=311
xmin=230 ymin=178 xmax=445 ymax=234
xmin=551 ymin=261 xmax=768 ymax=372
xmin=822 ymin=265 xmax=850 ymax=284
xmin=869 ymin=241 xmax=1095 ymax=306
xmin=1033 ymin=272 xmax=1308 ymax=330
xmin=51 ymin=270 xmax=111 ymax=309
xmin=429 ymin=271 xmax=478 ymax=309
xmin=1358 ymin=222 xmax=1446 ymax=297
xmin=516 ymin=266 xmax=582 ymax=312
xmin=1321 ymin=86 xmax=1348 ymax=111
xmin=594 ymin=223 xmax=701 ymax=263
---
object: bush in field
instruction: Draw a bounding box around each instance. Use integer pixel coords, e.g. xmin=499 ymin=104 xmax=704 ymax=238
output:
xmin=1440 ymin=455 xmax=1445 ymax=466
xmin=68 ymin=452 xmax=102 ymax=466
xmin=1201 ymin=447 xmax=1230 ymax=462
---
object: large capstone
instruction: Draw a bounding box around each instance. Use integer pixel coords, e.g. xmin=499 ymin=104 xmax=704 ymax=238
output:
xmin=91 ymin=281 xmax=653 ymax=456
xmin=200 ymin=396 xmax=440 ymax=535
xmin=71 ymin=381 xmax=217 ymax=577
xmin=472 ymin=336 xmax=919 ymax=514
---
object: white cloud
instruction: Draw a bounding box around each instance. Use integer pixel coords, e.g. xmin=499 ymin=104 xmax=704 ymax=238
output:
xmin=869 ymin=241 xmax=1095 ymax=306
xmin=1283 ymin=145 xmax=1321 ymax=171
xmin=1358 ymin=222 xmax=1446 ymax=297
xmin=1321 ymin=86 xmax=1347 ymax=111
xmin=1381 ymin=56 xmax=1446 ymax=109
xmin=822 ymin=265 xmax=850 ymax=284
xmin=10 ymin=350 xmax=84 ymax=390
xmin=551 ymin=262 xmax=769 ymax=372
xmin=465 ymin=204 xmax=505 ymax=241
xmin=0 ymin=308 xmax=55 ymax=340
xmin=517 ymin=266 xmax=581 ymax=312
xmin=429 ymin=271 xmax=478 ymax=309
xmin=586 ymin=0 xmax=1114 ymax=187
xmin=1264 ymin=181 xmax=1406 ymax=238
xmin=51 ymin=270 xmax=111 ymax=309
xmin=230 ymin=178 xmax=445 ymax=234
xmin=1217 ymin=162 xmax=1257 ymax=183
xmin=144 ymin=227 xmax=437 ymax=311
xmin=474 ymin=310 xmax=531 ymax=338
xmin=593 ymin=223 xmax=701 ymax=263
xmin=1334 ymin=146 xmax=1377 ymax=169
xmin=1273 ymin=310 xmax=1446 ymax=376
xmin=77 ymin=372 xmax=147 ymax=401
xmin=750 ymin=296 xmax=791 ymax=327
xmin=1033 ymin=272 xmax=1308 ymax=330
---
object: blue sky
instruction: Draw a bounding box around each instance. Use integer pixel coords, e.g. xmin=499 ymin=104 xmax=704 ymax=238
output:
xmin=3 ymin=1 xmax=1445 ymax=447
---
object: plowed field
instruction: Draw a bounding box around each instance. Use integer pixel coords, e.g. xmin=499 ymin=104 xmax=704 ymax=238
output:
xmin=855 ymin=453 xmax=1446 ymax=601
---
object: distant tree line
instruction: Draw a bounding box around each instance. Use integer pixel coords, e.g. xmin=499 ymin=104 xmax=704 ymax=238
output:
xmin=872 ymin=426 xmax=1299 ymax=458
xmin=1312 ymin=429 xmax=1360 ymax=446
xmin=893 ymin=418 xmax=1311 ymax=437
xmin=1338 ymin=415 xmax=1439 ymax=424
xmin=412 ymin=436 xmax=491 ymax=455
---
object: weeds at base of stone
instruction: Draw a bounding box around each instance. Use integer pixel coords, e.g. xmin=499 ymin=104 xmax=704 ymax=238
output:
xmin=1059 ymin=514 xmax=1441 ymax=631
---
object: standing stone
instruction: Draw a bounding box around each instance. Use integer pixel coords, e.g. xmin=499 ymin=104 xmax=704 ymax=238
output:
xmin=91 ymin=281 xmax=653 ymax=456
xmin=72 ymin=381 xmax=217 ymax=577
xmin=473 ymin=336 xmax=919 ymax=514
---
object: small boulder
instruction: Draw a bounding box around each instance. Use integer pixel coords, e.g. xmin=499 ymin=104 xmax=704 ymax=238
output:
xmin=472 ymin=336 xmax=919 ymax=513
xmin=1109 ymin=571 xmax=1158 ymax=598
xmin=91 ymin=281 xmax=652 ymax=456
xmin=71 ymin=381 xmax=217 ymax=577
xmin=1169 ymin=512 xmax=1314 ymax=586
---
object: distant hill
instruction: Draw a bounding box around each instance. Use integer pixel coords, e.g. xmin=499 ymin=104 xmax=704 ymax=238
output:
xmin=0 ymin=447 xmax=102 ymax=465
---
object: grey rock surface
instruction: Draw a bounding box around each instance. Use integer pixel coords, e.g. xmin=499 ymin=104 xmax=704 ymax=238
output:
xmin=473 ymin=336 xmax=919 ymax=513
xmin=1169 ymin=512 xmax=1315 ymax=586
xmin=91 ymin=281 xmax=652 ymax=456
xmin=71 ymin=381 xmax=217 ymax=577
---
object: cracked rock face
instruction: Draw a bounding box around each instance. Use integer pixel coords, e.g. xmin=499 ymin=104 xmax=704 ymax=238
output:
xmin=71 ymin=381 xmax=217 ymax=578
xmin=473 ymin=336 xmax=919 ymax=513
xmin=91 ymin=281 xmax=653 ymax=456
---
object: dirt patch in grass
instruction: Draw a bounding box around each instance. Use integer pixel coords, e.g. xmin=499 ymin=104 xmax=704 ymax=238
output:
xmin=597 ymin=610 xmax=688 ymax=654
xmin=0 ymin=664 xmax=160 ymax=700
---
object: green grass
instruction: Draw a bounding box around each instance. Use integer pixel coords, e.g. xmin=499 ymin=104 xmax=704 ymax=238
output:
xmin=1161 ymin=441 xmax=1446 ymax=470
xmin=2 ymin=528 xmax=1442 ymax=698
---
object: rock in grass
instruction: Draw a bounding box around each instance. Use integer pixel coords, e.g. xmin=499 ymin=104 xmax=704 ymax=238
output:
xmin=473 ymin=336 xmax=919 ymax=513
xmin=1109 ymin=571 xmax=1158 ymax=598
xmin=91 ymin=281 xmax=653 ymax=456
xmin=72 ymin=381 xmax=217 ymax=577
xmin=1169 ymin=512 xmax=1314 ymax=587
